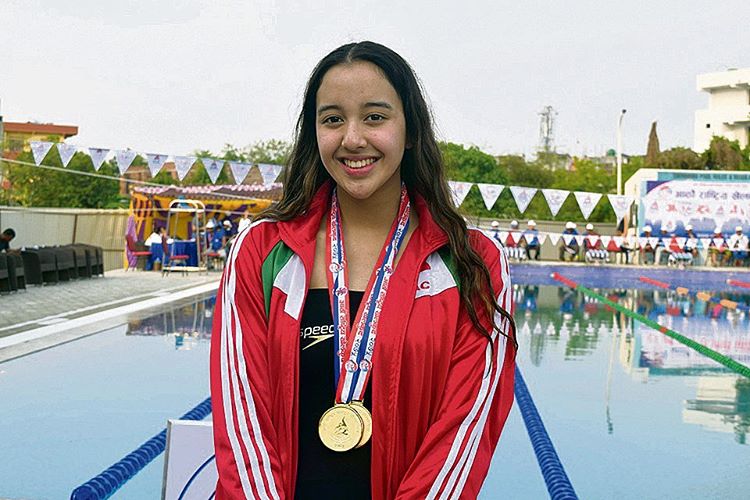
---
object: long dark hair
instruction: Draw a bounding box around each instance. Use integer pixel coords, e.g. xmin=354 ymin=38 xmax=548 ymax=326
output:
xmin=259 ymin=41 xmax=515 ymax=348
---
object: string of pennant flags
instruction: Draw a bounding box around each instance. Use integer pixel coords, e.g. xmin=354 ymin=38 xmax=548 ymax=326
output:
xmin=483 ymin=229 xmax=705 ymax=251
xmin=27 ymin=141 xmax=633 ymax=221
xmin=447 ymin=180 xmax=635 ymax=223
xmin=28 ymin=140 xmax=284 ymax=186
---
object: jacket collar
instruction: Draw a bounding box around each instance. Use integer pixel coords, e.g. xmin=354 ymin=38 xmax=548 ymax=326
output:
xmin=277 ymin=180 xmax=449 ymax=257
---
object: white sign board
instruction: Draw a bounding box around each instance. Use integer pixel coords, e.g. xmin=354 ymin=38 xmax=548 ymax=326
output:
xmin=162 ymin=419 xmax=217 ymax=499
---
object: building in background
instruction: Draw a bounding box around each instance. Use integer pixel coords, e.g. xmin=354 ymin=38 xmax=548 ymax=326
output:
xmin=694 ymin=67 xmax=750 ymax=152
xmin=1 ymin=119 xmax=78 ymax=159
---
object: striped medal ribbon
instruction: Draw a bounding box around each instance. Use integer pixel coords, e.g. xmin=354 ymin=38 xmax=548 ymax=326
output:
xmin=318 ymin=184 xmax=411 ymax=452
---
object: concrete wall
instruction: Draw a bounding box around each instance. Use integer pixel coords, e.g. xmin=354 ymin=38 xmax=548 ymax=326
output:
xmin=0 ymin=206 xmax=129 ymax=271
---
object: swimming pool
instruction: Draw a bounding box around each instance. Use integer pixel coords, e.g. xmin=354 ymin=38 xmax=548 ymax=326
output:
xmin=1 ymin=275 xmax=749 ymax=498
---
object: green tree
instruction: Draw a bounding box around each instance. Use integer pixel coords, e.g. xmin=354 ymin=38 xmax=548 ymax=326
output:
xmin=702 ymin=136 xmax=744 ymax=170
xmin=5 ymin=150 xmax=121 ymax=208
xmin=657 ymin=147 xmax=704 ymax=170
xmin=243 ymin=139 xmax=292 ymax=165
xmin=439 ymin=142 xmax=508 ymax=217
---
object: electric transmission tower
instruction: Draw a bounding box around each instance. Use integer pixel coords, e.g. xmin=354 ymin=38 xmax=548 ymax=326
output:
xmin=538 ymin=105 xmax=557 ymax=155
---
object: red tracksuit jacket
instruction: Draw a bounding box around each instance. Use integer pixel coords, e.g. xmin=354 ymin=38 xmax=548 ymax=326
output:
xmin=210 ymin=184 xmax=516 ymax=499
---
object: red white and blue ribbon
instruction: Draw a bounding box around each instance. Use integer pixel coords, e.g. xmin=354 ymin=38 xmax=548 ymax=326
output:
xmin=326 ymin=184 xmax=411 ymax=404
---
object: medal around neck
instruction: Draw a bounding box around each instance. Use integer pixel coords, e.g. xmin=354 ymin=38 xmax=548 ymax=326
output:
xmin=318 ymin=184 xmax=410 ymax=452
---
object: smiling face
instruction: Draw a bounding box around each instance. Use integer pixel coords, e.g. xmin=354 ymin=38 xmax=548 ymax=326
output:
xmin=315 ymin=61 xmax=407 ymax=204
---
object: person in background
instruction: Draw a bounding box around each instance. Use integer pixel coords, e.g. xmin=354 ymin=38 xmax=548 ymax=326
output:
xmin=522 ymin=220 xmax=541 ymax=260
xmin=684 ymin=224 xmax=699 ymax=262
xmin=559 ymin=221 xmax=580 ymax=261
xmin=144 ymin=225 xmax=162 ymax=247
xmin=708 ymin=227 xmax=729 ymax=266
xmin=654 ymin=227 xmax=670 ymax=265
xmin=0 ymin=228 xmax=16 ymax=252
xmin=727 ymin=226 xmax=749 ymax=266
xmin=238 ymin=210 xmax=252 ymax=234
xmin=640 ymin=225 xmax=655 ymax=265
xmin=505 ymin=220 xmax=526 ymax=260
xmin=583 ymin=223 xmax=606 ymax=262
xmin=221 ymin=219 xmax=235 ymax=256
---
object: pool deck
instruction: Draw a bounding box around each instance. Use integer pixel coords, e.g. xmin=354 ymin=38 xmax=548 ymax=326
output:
xmin=0 ymin=269 xmax=221 ymax=362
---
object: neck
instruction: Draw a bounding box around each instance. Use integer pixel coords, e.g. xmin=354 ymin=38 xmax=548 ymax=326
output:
xmin=336 ymin=174 xmax=403 ymax=232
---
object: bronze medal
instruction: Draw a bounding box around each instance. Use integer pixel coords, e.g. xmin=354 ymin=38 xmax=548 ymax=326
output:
xmin=318 ymin=403 xmax=364 ymax=452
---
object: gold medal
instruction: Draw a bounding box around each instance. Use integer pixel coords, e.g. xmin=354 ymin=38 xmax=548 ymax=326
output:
xmin=318 ymin=403 xmax=364 ymax=452
xmin=350 ymin=401 xmax=372 ymax=448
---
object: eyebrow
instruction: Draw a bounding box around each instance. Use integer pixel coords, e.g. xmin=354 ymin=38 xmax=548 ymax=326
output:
xmin=317 ymin=101 xmax=394 ymax=115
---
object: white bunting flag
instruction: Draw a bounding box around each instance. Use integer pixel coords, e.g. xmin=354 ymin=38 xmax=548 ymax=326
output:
xmin=607 ymin=195 xmax=634 ymax=223
xmin=173 ymin=156 xmax=196 ymax=181
xmin=447 ymin=181 xmax=473 ymax=207
xmin=574 ymin=235 xmax=584 ymax=246
xmin=574 ymin=191 xmax=603 ymax=220
xmin=648 ymin=237 xmax=660 ymax=248
xmin=586 ymin=235 xmax=600 ymax=247
xmin=258 ymin=164 xmax=282 ymax=186
xmin=202 ymin=158 xmax=224 ymax=184
xmin=712 ymin=238 xmax=725 ymax=247
xmin=88 ymin=148 xmax=109 ymax=171
xmin=146 ymin=153 xmax=168 ymax=177
xmin=699 ymin=238 xmax=711 ymax=249
xmin=562 ymin=234 xmax=574 ymax=246
xmin=115 ymin=150 xmax=137 ymax=175
xmin=548 ymin=233 xmax=561 ymax=246
xmin=30 ymin=141 xmax=53 ymax=165
xmin=600 ymin=235 xmax=612 ymax=248
xmin=638 ymin=237 xmax=648 ymax=247
xmin=509 ymin=186 xmax=538 ymax=214
xmin=229 ymin=161 xmax=252 ymax=184
xmin=476 ymin=183 xmax=504 ymax=210
xmin=510 ymin=231 xmax=523 ymax=245
xmin=537 ymin=233 xmax=548 ymax=245
xmin=541 ymin=189 xmax=569 ymax=217
xmin=498 ymin=231 xmax=509 ymax=244
xmin=613 ymin=236 xmax=624 ymax=247
xmin=57 ymin=143 xmax=78 ymax=167
xmin=675 ymin=237 xmax=686 ymax=248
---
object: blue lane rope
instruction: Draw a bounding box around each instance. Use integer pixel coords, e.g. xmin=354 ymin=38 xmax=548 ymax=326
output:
xmin=514 ymin=366 xmax=578 ymax=500
xmin=70 ymin=397 xmax=212 ymax=500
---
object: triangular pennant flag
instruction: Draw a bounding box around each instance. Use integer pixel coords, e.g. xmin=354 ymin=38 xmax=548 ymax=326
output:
xmin=537 ymin=233 xmax=548 ymax=245
xmin=562 ymin=234 xmax=574 ymax=245
xmin=258 ymin=164 xmax=282 ymax=186
xmin=607 ymin=195 xmax=634 ymax=223
xmin=712 ymin=238 xmax=725 ymax=247
xmin=447 ymin=181 xmax=473 ymax=207
xmin=675 ymin=237 xmax=686 ymax=248
xmin=541 ymin=189 xmax=569 ymax=217
xmin=202 ymin=158 xmax=224 ymax=184
xmin=146 ymin=153 xmax=168 ymax=177
xmin=30 ymin=141 xmax=54 ymax=165
xmin=173 ymin=156 xmax=196 ymax=181
xmin=88 ymin=148 xmax=109 ymax=171
xmin=573 ymin=191 xmax=603 ymax=220
xmin=498 ymin=231 xmax=509 ymax=244
xmin=509 ymin=186 xmax=538 ymax=214
xmin=660 ymin=237 xmax=670 ymax=247
xmin=648 ymin=237 xmax=660 ymax=248
xmin=586 ymin=235 xmax=600 ymax=247
xmin=548 ymin=233 xmax=561 ymax=246
xmin=638 ymin=237 xmax=648 ymax=247
xmin=613 ymin=236 xmax=624 ymax=247
xmin=510 ymin=231 xmax=523 ymax=244
xmin=600 ymin=235 xmax=612 ymax=247
xmin=476 ymin=183 xmax=504 ymax=210
xmin=57 ymin=143 xmax=78 ymax=167
xmin=229 ymin=161 xmax=252 ymax=184
xmin=115 ymin=150 xmax=137 ymax=175
xmin=699 ymin=238 xmax=711 ymax=249
xmin=574 ymin=235 xmax=584 ymax=245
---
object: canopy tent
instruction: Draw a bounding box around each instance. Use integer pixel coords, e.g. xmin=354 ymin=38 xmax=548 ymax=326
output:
xmin=129 ymin=183 xmax=282 ymax=240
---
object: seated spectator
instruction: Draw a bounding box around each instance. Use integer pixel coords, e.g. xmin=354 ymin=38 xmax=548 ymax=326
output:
xmin=522 ymin=220 xmax=541 ymax=260
xmin=144 ymin=226 xmax=162 ymax=247
xmin=640 ymin=225 xmax=656 ymax=265
xmin=708 ymin=228 xmax=730 ymax=266
xmin=559 ymin=221 xmax=580 ymax=261
xmin=684 ymin=224 xmax=699 ymax=261
xmin=489 ymin=220 xmax=501 ymax=242
xmin=727 ymin=226 xmax=749 ymax=266
xmin=667 ymin=233 xmax=693 ymax=268
xmin=0 ymin=228 xmax=16 ymax=252
xmin=584 ymin=223 xmax=607 ymax=263
xmin=504 ymin=220 xmax=527 ymax=260
xmin=238 ymin=210 xmax=252 ymax=234
xmin=654 ymin=227 xmax=670 ymax=265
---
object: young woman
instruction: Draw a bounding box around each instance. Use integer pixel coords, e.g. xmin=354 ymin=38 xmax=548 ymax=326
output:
xmin=210 ymin=41 xmax=516 ymax=499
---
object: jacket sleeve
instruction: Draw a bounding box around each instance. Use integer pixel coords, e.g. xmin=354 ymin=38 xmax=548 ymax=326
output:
xmin=210 ymin=228 xmax=286 ymax=500
xmin=396 ymin=236 xmax=516 ymax=500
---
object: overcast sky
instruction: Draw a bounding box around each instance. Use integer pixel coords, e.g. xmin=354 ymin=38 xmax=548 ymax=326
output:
xmin=2 ymin=0 xmax=749 ymax=159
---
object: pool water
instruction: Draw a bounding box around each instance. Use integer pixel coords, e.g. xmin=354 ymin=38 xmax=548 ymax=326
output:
xmin=1 ymin=285 xmax=749 ymax=499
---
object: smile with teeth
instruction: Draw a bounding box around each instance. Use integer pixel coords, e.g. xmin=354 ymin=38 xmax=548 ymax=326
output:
xmin=342 ymin=158 xmax=377 ymax=169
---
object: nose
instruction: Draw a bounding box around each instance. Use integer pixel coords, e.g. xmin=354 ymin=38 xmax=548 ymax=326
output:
xmin=341 ymin=122 xmax=367 ymax=150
